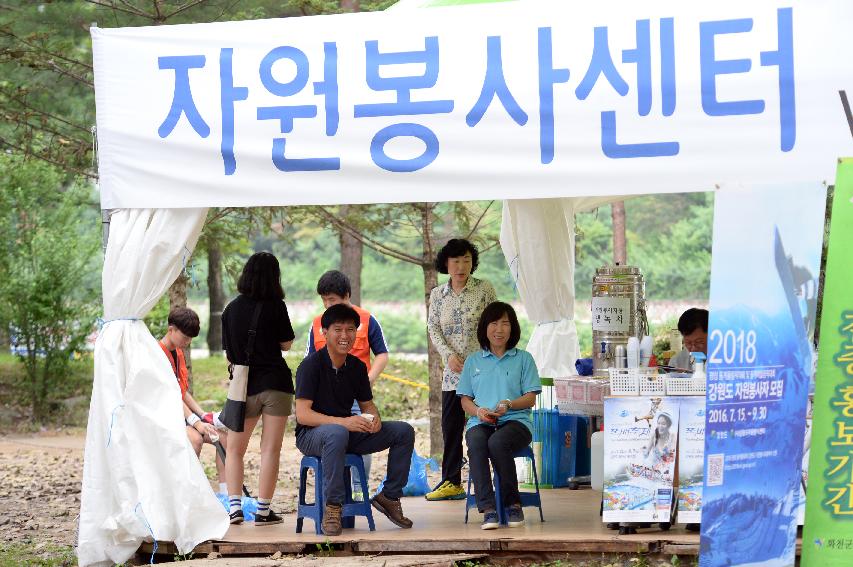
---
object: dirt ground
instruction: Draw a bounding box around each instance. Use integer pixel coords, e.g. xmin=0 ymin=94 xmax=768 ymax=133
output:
xmin=0 ymin=421 xmax=437 ymax=554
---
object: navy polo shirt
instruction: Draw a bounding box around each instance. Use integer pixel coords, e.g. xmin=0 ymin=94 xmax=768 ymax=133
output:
xmin=294 ymin=347 xmax=372 ymax=437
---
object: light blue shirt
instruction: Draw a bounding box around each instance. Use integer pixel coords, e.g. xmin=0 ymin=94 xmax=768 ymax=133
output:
xmin=456 ymin=348 xmax=541 ymax=433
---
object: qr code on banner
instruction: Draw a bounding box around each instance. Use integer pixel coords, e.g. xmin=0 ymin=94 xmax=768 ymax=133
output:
xmin=707 ymin=453 xmax=724 ymax=486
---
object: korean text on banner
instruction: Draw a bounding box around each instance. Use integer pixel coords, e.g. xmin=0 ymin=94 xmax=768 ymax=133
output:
xmin=602 ymin=397 xmax=679 ymax=524
xmin=90 ymin=1 xmax=853 ymax=208
xmin=700 ymin=183 xmax=826 ymax=567
xmin=802 ymin=160 xmax=853 ymax=566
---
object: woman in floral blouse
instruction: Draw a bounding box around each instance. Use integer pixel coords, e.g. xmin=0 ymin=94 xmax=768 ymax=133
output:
xmin=425 ymin=238 xmax=497 ymax=501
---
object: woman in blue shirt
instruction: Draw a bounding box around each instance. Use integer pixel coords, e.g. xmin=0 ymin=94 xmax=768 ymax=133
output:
xmin=457 ymin=302 xmax=541 ymax=530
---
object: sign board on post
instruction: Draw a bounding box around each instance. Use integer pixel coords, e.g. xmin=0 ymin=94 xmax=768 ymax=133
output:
xmin=802 ymin=160 xmax=853 ymax=566
xmin=701 ymin=183 xmax=826 ymax=567
xmin=603 ymin=397 xmax=679 ymax=523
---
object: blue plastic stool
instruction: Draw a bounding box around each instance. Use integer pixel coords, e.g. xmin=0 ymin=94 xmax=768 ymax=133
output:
xmin=464 ymin=445 xmax=545 ymax=525
xmin=296 ymin=454 xmax=376 ymax=534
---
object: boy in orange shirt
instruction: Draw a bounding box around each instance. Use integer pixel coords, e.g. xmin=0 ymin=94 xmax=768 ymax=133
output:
xmin=159 ymin=307 xmax=228 ymax=494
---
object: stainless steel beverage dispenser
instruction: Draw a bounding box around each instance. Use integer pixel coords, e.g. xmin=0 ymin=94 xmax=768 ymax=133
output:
xmin=591 ymin=265 xmax=649 ymax=378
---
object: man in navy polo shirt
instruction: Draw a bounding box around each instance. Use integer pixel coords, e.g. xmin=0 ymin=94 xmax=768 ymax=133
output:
xmin=294 ymin=303 xmax=415 ymax=536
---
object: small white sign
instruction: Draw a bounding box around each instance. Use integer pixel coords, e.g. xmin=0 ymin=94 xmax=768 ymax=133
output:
xmin=592 ymin=297 xmax=630 ymax=332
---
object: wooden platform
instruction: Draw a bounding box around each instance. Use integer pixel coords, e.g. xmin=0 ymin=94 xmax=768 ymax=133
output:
xmin=143 ymin=488 xmax=703 ymax=558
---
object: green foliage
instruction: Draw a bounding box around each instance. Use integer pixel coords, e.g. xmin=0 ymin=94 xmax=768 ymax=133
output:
xmin=575 ymin=194 xmax=713 ymax=300
xmin=0 ymin=541 xmax=76 ymax=567
xmin=0 ymin=155 xmax=100 ymax=419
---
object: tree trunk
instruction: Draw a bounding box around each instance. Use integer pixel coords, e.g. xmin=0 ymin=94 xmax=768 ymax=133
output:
xmin=339 ymin=205 xmax=363 ymax=306
xmin=420 ymin=203 xmax=443 ymax=458
xmin=611 ymin=201 xmax=627 ymax=265
xmin=206 ymin=239 xmax=226 ymax=356
xmin=168 ymin=273 xmax=193 ymax=392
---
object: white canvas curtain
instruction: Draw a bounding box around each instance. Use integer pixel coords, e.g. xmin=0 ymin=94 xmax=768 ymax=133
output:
xmin=500 ymin=196 xmax=621 ymax=377
xmin=78 ymin=208 xmax=228 ymax=566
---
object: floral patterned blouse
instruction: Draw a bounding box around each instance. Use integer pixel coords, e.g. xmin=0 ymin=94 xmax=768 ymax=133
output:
xmin=427 ymin=277 xmax=497 ymax=391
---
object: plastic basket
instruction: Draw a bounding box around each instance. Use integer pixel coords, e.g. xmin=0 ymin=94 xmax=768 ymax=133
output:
xmin=608 ymin=368 xmax=638 ymax=395
xmin=608 ymin=368 xmax=662 ymax=396
xmin=666 ymin=374 xmax=706 ymax=396
xmin=638 ymin=373 xmax=666 ymax=396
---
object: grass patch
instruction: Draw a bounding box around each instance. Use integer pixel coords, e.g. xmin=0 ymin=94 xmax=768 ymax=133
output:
xmin=0 ymin=541 xmax=76 ymax=567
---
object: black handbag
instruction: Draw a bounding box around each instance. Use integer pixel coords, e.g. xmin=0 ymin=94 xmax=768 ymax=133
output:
xmin=218 ymin=302 xmax=262 ymax=432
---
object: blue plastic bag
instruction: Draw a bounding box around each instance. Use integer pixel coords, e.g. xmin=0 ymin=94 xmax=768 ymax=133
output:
xmin=215 ymin=492 xmax=258 ymax=521
xmin=374 ymin=451 xmax=438 ymax=497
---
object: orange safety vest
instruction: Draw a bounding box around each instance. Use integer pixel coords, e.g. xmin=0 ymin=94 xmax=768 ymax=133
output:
xmin=159 ymin=341 xmax=189 ymax=397
xmin=312 ymin=304 xmax=373 ymax=370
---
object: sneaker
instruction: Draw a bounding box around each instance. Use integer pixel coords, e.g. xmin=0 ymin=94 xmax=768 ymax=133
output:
xmin=506 ymin=504 xmax=525 ymax=527
xmin=253 ymin=510 xmax=283 ymax=526
xmin=322 ymin=503 xmax=343 ymax=536
xmin=481 ymin=510 xmax=499 ymax=530
xmin=425 ymin=480 xmax=466 ymax=501
xmin=229 ymin=509 xmax=244 ymax=525
xmin=371 ymin=492 xmax=413 ymax=529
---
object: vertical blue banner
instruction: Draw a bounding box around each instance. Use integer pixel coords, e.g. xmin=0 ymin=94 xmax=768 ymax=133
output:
xmin=700 ymin=184 xmax=826 ymax=567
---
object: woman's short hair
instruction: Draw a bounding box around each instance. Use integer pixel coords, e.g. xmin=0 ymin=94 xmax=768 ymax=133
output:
xmin=477 ymin=301 xmax=521 ymax=351
xmin=316 ymin=270 xmax=351 ymax=298
xmin=434 ymin=238 xmax=479 ymax=275
xmin=321 ymin=303 xmax=360 ymax=330
xmin=237 ymin=251 xmax=285 ymax=301
xmin=168 ymin=307 xmax=200 ymax=338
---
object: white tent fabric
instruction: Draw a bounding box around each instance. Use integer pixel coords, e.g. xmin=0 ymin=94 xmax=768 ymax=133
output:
xmin=78 ymin=208 xmax=228 ymax=567
xmin=500 ymin=197 xmax=621 ymax=377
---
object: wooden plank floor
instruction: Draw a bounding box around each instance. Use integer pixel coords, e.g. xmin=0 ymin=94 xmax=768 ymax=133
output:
xmin=146 ymin=488 xmax=702 ymax=556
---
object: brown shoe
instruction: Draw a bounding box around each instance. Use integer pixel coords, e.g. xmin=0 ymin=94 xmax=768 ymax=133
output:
xmin=371 ymin=492 xmax=413 ymax=529
xmin=322 ymin=503 xmax=343 ymax=536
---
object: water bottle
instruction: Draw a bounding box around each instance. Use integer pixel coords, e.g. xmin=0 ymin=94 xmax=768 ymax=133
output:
xmin=639 ymin=335 xmax=653 ymax=368
xmin=627 ymin=337 xmax=640 ymax=368
xmin=691 ymin=352 xmax=707 ymax=382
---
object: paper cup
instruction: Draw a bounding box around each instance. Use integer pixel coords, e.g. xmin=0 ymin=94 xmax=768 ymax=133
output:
xmin=361 ymin=413 xmax=375 ymax=422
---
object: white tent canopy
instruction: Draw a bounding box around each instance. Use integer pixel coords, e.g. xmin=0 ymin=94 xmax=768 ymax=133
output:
xmin=82 ymin=1 xmax=853 ymax=564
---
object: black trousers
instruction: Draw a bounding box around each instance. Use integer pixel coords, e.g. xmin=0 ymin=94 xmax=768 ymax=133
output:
xmin=440 ymin=390 xmax=465 ymax=486
xmin=465 ymin=421 xmax=532 ymax=512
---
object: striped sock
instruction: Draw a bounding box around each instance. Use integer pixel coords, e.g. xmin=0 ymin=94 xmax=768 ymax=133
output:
xmin=229 ymin=495 xmax=242 ymax=514
xmin=256 ymin=497 xmax=271 ymax=517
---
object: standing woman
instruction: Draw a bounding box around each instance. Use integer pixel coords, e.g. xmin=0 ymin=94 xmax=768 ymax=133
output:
xmin=425 ymin=238 xmax=496 ymax=501
xmin=457 ymin=302 xmax=541 ymax=529
xmin=221 ymin=252 xmax=295 ymax=525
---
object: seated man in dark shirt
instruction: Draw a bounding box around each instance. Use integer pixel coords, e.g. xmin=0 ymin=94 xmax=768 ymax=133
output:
xmin=295 ymin=304 xmax=415 ymax=536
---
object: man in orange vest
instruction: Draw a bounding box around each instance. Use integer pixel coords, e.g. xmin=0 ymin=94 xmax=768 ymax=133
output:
xmin=159 ymin=307 xmax=228 ymax=495
xmin=306 ymin=271 xmax=389 ymax=495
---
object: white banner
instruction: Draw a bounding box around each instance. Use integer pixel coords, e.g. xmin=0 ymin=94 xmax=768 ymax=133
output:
xmin=91 ymin=1 xmax=853 ymax=208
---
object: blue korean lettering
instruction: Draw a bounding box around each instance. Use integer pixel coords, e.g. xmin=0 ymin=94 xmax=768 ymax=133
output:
xmin=537 ymin=27 xmax=570 ymax=164
xmin=371 ymin=123 xmax=439 ymax=173
xmin=256 ymin=44 xmax=340 ymax=172
xmin=354 ymin=37 xmax=453 ymax=173
xmin=700 ymin=8 xmax=795 ymax=151
xmin=466 ymin=36 xmax=528 ymax=127
xmin=700 ymin=19 xmax=764 ymax=116
xmin=157 ymin=55 xmax=210 ymax=139
xmin=220 ymin=49 xmax=248 ymax=175
xmin=759 ymin=8 xmax=795 ymax=151
xmin=576 ymin=21 xmax=679 ymax=159
xmin=575 ymin=26 xmax=628 ymax=102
